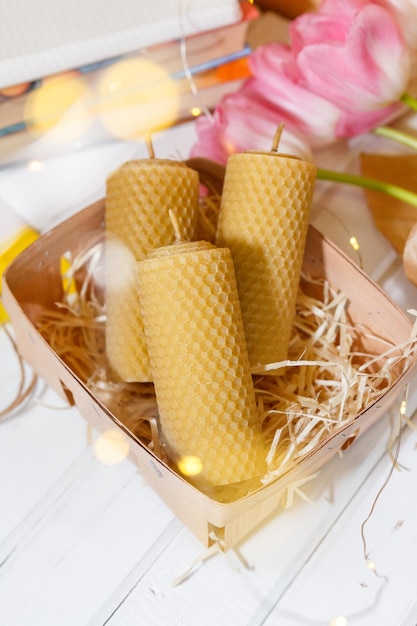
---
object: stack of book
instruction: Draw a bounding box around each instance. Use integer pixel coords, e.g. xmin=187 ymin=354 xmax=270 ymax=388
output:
xmin=0 ymin=0 xmax=265 ymax=163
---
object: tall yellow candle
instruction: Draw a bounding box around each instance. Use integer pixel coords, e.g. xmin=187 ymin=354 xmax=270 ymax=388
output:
xmin=216 ymin=135 xmax=316 ymax=371
xmin=105 ymin=159 xmax=199 ymax=382
xmin=136 ymin=239 xmax=266 ymax=489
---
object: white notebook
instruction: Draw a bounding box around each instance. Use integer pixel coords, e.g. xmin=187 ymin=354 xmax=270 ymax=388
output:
xmin=0 ymin=0 xmax=242 ymax=88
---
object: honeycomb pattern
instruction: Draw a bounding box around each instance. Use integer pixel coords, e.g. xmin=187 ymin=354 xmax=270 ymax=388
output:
xmin=105 ymin=159 xmax=199 ymax=382
xmin=137 ymin=241 xmax=266 ymax=487
xmin=216 ymin=152 xmax=316 ymax=371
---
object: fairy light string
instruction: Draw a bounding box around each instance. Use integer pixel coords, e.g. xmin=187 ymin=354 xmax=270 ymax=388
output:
xmin=177 ymin=0 xmax=214 ymax=122
xmin=360 ymin=384 xmax=409 ymax=577
xmin=312 ymin=203 xmax=364 ymax=268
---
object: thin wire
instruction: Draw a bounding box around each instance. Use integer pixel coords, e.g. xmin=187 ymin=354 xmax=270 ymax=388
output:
xmin=177 ymin=0 xmax=214 ymax=123
xmin=315 ymin=203 xmax=364 ymax=269
xmin=360 ymin=384 xmax=408 ymax=576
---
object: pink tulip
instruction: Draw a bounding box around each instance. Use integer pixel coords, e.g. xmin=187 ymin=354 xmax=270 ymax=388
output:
xmin=190 ymin=89 xmax=312 ymax=165
xmin=248 ymin=44 xmax=342 ymax=147
xmin=375 ymin=0 xmax=417 ymax=52
xmin=291 ymin=0 xmax=411 ymax=113
xmin=248 ymin=25 xmax=404 ymax=141
xmin=375 ymin=0 xmax=417 ymax=90
xmin=336 ymin=100 xmax=402 ymax=137
xmin=189 ymin=0 xmax=414 ymax=162
xmin=189 ymin=112 xmax=227 ymax=165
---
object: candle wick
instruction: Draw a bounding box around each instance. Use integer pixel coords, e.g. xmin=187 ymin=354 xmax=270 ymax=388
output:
xmin=169 ymin=209 xmax=185 ymax=243
xmin=271 ymin=123 xmax=284 ymax=153
xmin=145 ymin=133 xmax=155 ymax=159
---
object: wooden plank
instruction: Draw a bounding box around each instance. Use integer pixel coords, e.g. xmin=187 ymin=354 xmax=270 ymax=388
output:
xmin=256 ymin=408 xmax=417 ymax=626
xmin=81 ymin=401 xmax=411 ymax=625
xmin=0 ymin=453 xmax=177 ymax=625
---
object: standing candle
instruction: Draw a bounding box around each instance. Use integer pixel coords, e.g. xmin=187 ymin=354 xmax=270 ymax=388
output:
xmin=105 ymin=158 xmax=199 ymax=382
xmin=216 ymin=130 xmax=316 ymax=371
xmin=136 ymin=239 xmax=266 ymax=489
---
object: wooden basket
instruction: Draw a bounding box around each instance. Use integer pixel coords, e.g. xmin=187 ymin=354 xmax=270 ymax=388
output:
xmin=3 ymin=161 xmax=417 ymax=550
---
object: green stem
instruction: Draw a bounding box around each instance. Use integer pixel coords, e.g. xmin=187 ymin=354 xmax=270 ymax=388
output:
xmin=373 ymin=125 xmax=417 ymax=151
xmin=401 ymin=92 xmax=417 ymax=111
xmin=316 ymin=168 xmax=417 ymax=208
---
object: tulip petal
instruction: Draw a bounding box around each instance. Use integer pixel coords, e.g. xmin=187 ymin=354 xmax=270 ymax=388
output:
xmin=296 ymin=5 xmax=410 ymax=111
xmin=190 ymin=89 xmax=312 ymax=164
xmin=249 ymin=45 xmax=341 ymax=146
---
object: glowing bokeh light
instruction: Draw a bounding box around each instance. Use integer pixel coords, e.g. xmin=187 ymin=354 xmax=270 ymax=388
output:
xmin=103 ymin=236 xmax=136 ymax=292
xmin=349 ymin=236 xmax=360 ymax=251
xmin=93 ymin=429 xmax=130 ymax=465
xmin=329 ymin=617 xmax=348 ymax=626
xmin=96 ymin=58 xmax=180 ymax=140
xmin=27 ymin=159 xmax=45 ymax=172
xmin=177 ymin=455 xmax=203 ymax=476
xmin=24 ymin=72 xmax=91 ymax=141
xmin=366 ymin=558 xmax=376 ymax=571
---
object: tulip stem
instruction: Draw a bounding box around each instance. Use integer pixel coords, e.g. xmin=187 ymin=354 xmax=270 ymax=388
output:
xmin=401 ymin=92 xmax=417 ymax=111
xmin=373 ymin=125 xmax=417 ymax=151
xmin=316 ymin=168 xmax=417 ymax=208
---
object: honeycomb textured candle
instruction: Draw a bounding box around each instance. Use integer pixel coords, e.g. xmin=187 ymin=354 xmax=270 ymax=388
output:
xmin=137 ymin=241 xmax=265 ymax=488
xmin=105 ymin=159 xmax=199 ymax=382
xmin=216 ymin=151 xmax=316 ymax=370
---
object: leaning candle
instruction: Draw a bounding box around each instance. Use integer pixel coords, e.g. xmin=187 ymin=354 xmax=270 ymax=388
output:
xmin=105 ymin=158 xmax=199 ymax=382
xmin=136 ymin=239 xmax=266 ymax=489
xmin=216 ymin=132 xmax=316 ymax=371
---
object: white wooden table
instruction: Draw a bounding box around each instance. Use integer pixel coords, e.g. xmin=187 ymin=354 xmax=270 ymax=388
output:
xmin=2 ymin=120 xmax=417 ymax=626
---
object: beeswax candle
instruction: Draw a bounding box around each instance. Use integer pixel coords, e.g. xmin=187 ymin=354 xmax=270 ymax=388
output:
xmin=136 ymin=240 xmax=266 ymax=489
xmin=105 ymin=159 xmax=199 ymax=382
xmin=216 ymin=142 xmax=316 ymax=371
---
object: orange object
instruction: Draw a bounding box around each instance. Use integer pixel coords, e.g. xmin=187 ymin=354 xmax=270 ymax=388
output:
xmin=0 ymin=82 xmax=32 ymax=98
xmin=214 ymin=56 xmax=251 ymax=83
xmin=0 ymin=225 xmax=39 ymax=322
xmin=254 ymin=0 xmax=320 ymax=19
